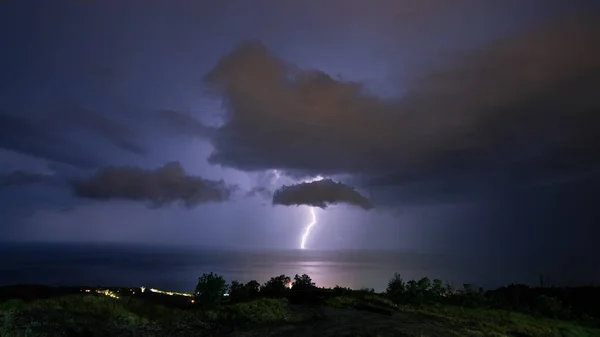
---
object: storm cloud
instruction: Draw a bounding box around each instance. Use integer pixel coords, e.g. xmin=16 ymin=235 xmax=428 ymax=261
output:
xmin=156 ymin=109 xmax=216 ymax=139
xmin=50 ymin=100 xmax=147 ymax=156
xmin=272 ymin=179 xmax=374 ymax=210
xmin=0 ymin=170 xmax=47 ymax=189
xmin=0 ymin=113 xmax=100 ymax=169
xmin=198 ymin=12 xmax=600 ymax=203
xmin=0 ymin=102 xmax=148 ymax=170
xmin=72 ymin=162 xmax=235 ymax=208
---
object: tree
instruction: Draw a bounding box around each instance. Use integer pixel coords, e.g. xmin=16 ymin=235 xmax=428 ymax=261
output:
xmin=195 ymin=272 xmax=228 ymax=307
xmin=386 ymin=273 xmax=406 ymax=304
xmin=417 ymin=277 xmax=431 ymax=293
xmin=245 ymin=280 xmax=260 ymax=296
xmin=228 ymin=280 xmax=246 ymax=303
xmin=292 ymin=274 xmax=315 ymax=291
xmin=431 ymin=279 xmax=444 ymax=300
xmin=261 ymin=274 xmax=291 ymax=298
xmin=444 ymin=282 xmax=454 ymax=296
xmin=229 ymin=279 xmax=261 ymax=303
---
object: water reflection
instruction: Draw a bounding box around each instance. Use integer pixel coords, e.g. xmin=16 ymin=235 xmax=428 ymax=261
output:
xmin=0 ymin=243 xmax=544 ymax=292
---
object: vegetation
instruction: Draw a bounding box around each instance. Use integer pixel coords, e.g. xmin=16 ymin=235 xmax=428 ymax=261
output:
xmin=0 ymin=273 xmax=599 ymax=336
xmin=194 ymin=272 xmax=228 ymax=307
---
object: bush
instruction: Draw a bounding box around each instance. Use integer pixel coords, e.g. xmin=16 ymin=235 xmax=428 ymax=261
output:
xmin=333 ymin=285 xmax=353 ymax=297
xmin=455 ymin=284 xmax=488 ymax=308
xmin=386 ymin=273 xmax=456 ymax=306
xmin=222 ymin=298 xmax=289 ymax=326
xmin=0 ymin=299 xmax=26 ymax=313
xmin=326 ymin=296 xmax=356 ymax=309
xmin=534 ymin=295 xmax=564 ymax=319
xmin=195 ymin=272 xmax=228 ymax=307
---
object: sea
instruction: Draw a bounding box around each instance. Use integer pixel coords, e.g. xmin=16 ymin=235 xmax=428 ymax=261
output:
xmin=0 ymin=242 xmax=582 ymax=293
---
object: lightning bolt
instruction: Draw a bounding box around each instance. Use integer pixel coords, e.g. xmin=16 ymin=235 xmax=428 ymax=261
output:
xmin=300 ymin=207 xmax=317 ymax=250
xmin=267 ymin=170 xmax=324 ymax=250
xmin=299 ymin=175 xmax=324 ymax=250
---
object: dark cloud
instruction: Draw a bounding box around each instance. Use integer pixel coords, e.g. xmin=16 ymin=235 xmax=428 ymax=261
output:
xmin=0 ymin=170 xmax=47 ymax=189
xmin=50 ymin=100 xmax=147 ymax=156
xmin=0 ymin=113 xmax=100 ymax=169
xmin=198 ymin=12 xmax=600 ymax=204
xmin=72 ymin=162 xmax=235 ymax=208
xmin=156 ymin=110 xmax=216 ymax=139
xmin=246 ymin=186 xmax=273 ymax=200
xmin=272 ymin=179 xmax=374 ymax=210
xmin=0 ymin=100 xmax=148 ymax=169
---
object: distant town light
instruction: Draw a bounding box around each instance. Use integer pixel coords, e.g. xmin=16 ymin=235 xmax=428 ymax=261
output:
xmin=149 ymin=288 xmax=193 ymax=297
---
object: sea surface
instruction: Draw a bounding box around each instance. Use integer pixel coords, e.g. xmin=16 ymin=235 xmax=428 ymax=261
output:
xmin=0 ymin=242 xmax=573 ymax=292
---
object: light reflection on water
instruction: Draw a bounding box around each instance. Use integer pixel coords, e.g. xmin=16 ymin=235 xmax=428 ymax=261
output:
xmin=0 ymin=243 xmax=543 ymax=292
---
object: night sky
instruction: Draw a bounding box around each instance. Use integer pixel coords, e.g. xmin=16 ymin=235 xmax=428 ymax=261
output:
xmin=1 ymin=1 xmax=599 ymax=270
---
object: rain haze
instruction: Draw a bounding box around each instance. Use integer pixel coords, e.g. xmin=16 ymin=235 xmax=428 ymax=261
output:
xmin=1 ymin=0 xmax=599 ymax=291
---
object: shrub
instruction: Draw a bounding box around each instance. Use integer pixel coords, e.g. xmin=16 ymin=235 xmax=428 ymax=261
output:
xmin=456 ymin=284 xmax=488 ymax=308
xmin=357 ymin=287 xmax=376 ymax=295
xmin=0 ymin=299 xmax=26 ymax=313
xmin=534 ymin=295 xmax=564 ymax=319
xmin=195 ymin=272 xmax=228 ymax=307
xmin=362 ymin=294 xmax=397 ymax=310
xmin=333 ymin=285 xmax=353 ymax=297
xmin=222 ymin=298 xmax=289 ymax=326
xmin=326 ymin=296 xmax=356 ymax=309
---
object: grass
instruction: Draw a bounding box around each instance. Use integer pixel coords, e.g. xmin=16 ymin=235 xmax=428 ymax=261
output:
xmin=404 ymin=304 xmax=600 ymax=337
xmin=217 ymin=298 xmax=292 ymax=326
xmin=1 ymin=285 xmax=599 ymax=336
xmin=0 ymin=294 xmax=294 ymax=336
xmin=0 ymin=295 xmax=157 ymax=336
xmin=326 ymin=295 xmax=357 ymax=309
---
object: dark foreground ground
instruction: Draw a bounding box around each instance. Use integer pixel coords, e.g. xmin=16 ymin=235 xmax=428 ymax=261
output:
xmin=1 ymin=284 xmax=599 ymax=337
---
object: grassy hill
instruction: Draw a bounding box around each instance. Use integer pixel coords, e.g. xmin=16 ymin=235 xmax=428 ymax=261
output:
xmin=1 ymin=274 xmax=599 ymax=337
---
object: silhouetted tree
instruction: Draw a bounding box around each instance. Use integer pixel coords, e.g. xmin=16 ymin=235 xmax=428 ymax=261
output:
xmin=462 ymin=283 xmax=475 ymax=294
xmin=245 ymin=280 xmax=260 ymax=297
xmin=195 ymin=272 xmax=227 ymax=307
xmin=229 ymin=279 xmax=262 ymax=303
xmin=431 ymin=279 xmax=444 ymax=300
xmin=417 ymin=277 xmax=431 ymax=293
xmin=386 ymin=273 xmax=406 ymax=304
xmin=228 ymin=280 xmax=246 ymax=303
xmin=260 ymin=274 xmax=291 ymax=298
xmin=333 ymin=285 xmax=352 ymax=297
xmin=292 ymin=274 xmax=315 ymax=291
